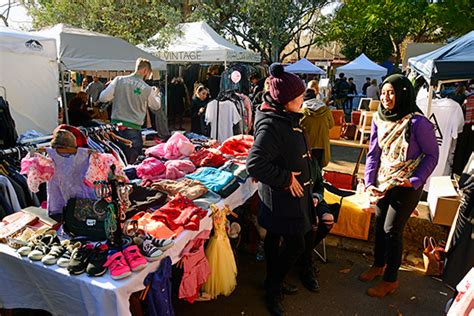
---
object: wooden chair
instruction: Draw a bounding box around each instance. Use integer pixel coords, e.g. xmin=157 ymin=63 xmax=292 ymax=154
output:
xmin=354 ymin=110 xmax=373 ymax=144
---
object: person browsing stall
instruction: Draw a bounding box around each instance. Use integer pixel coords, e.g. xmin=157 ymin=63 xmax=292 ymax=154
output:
xmin=247 ymin=63 xmax=319 ymax=316
xmin=99 ymin=58 xmax=161 ymax=164
xmin=361 ymin=74 xmax=439 ymax=297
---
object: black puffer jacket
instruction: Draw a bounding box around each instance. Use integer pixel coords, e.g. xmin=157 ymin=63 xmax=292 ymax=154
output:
xmin=247 ymin=103 xmax=314 ymax=235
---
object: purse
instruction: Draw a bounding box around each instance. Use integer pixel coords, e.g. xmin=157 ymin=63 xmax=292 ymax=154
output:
xmin=422 ymin=236 xmax=446 ymax=276
xmin=63 ymin=198 xmax=107 ymax=240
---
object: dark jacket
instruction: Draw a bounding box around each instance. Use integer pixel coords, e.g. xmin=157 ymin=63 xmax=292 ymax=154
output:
xmin=247 ymin=103 xmax=314 ymax=235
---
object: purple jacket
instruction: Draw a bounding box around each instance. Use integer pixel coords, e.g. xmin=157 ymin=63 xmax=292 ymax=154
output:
xmin=365 ymin=114 xmax=439 ymax=190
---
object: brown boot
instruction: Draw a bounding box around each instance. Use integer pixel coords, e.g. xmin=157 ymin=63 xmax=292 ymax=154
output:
xmin=367 ymin=280 xmax=399 ymax=298
xmin=358 ymin=265 xmax=385 ymax=282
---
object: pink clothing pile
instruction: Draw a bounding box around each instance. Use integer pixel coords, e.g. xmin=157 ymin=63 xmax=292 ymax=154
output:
xmin=145 ymin=133 xmax=195 ymax=160
xmin=20 ymin=153 xmax=55 ymax=193
xmin=136 ymin=158 xmax=196 ymax=182
xmin=179 ymin=229 xmax=211 ymax=303
xmin=84 ymin=152 xmax=128 ymax=187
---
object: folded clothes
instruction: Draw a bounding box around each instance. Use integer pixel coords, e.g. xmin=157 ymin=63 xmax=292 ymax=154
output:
xmin=136 ymin=157 xmax=166 ymax=181
xmin=152 ymin=178 xmax=208 ymax=200
xmin=151 ymin=194 xmax=208 ymax=232
xmin=185 ymin=167 xmax=235 ymax=193
xmin=192 ymin=191 xmax=222 ymax=210
xmin=189 ymin=148 xmax=228 ymax=168
xmin=145 ymin=132 xmax=195 ymax=160
xmin=163 ymin=160 xmax=196 ymax=180
xmin=127 ymin=185 xmax=167 ymax=213
xmin=218 ymin=135 xmax=254 ymax=157
xmin=220 ymin=161 xmax=249 ymax=183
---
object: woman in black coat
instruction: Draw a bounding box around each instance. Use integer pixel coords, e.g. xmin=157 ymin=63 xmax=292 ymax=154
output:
xmin=247 ymin=64 xmax=318 ymax=316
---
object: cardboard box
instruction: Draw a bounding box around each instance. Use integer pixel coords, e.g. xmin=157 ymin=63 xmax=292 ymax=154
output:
xmin=427 ymin=176 xmax=461 ymax=226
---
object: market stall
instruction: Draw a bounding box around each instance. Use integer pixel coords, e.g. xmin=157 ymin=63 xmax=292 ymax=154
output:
xmin=285 ymin=58 xmax=326 ymax=75
xmin=0 ymin=127 xmax=257 ymax=315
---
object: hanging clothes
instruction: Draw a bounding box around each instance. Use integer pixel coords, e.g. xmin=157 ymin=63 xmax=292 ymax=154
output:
xmin=202 ymin=205 xmax=237 ymax=299
xmin=205 ymin=99 xmax=241 ymax=143
xmin=219 ymin=64 xmax=250 ymax=95
xmin=143 ymin=256 xmax=175 ymax=316
xmin=179 ymin=229 xmax=211 ymax=303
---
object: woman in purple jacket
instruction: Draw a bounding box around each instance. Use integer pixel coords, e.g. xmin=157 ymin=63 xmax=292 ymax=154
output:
xmin=360 ymin=74 xmax=439 ymax=297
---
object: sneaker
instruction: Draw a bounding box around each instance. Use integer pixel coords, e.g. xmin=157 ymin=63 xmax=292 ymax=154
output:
xmin=140 ymin=240 xmax=164 ymax=262
xmin=42 ymin=240 xmax=70 ymax=265
xmin=86 ymin=243 xmax=109 ymax=277
xmin=28 ymin=234 xmax=60 ymax=261
xmin=123 ymin=245 xmax=148 ymax=271
xmin=103 ymin=251 xmax=131 ymax=280
xmin=68 ymin=244 xmax=94 ymax=275
xmin=17 ymin=228 xmax=55 ymax=256
xmin=143 ymin=234 xmax=174 ymax=252
xmin=57 ymin=242 xmax=82 ymax=268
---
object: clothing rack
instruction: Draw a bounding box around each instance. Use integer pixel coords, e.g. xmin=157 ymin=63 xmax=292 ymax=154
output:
xmin=81 ymin=122 xmax=122 ymax=133
xmin=0 ymin=145 xmax=37 ymax=159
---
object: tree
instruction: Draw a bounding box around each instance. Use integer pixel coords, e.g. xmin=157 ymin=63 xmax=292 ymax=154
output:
xmin=190 ymin=0 xmax=328 ymax=63
xmin=323 ymin=0 xmax=474 ymax=63
xmin=22 ymin=0 xmax=183 ymax=46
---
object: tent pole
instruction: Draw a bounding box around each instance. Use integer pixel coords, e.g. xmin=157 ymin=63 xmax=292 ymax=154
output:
xmin=165 ymin=69 xmax=168 ymax=117
xmin=59 ymin=62 xmax=69 ymax=125
xmin=427 ymin=85 xmax=434 ymax=117
xmin=224 ymin=60 xmax=227 ymax=69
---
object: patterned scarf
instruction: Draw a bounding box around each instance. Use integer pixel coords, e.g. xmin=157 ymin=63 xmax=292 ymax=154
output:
xmin=375 ymin=112 xmax=424 ymax=192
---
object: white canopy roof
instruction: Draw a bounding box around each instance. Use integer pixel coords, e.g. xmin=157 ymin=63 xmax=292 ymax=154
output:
xmin=35 ymin=24 xmax=166 ymax=71
xmin=141 ymin=21 xmax=261 ymax=64
xmin=285 ymin=58 xmax=326 ymax=75
xmin=336 ymin=53 xmax=387 ymax=94
xmin=0 ymin=27 xmax=59 ymax=134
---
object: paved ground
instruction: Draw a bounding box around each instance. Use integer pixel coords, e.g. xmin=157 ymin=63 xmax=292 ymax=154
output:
xmin=174 ymin=247 xmax=453 ymax=316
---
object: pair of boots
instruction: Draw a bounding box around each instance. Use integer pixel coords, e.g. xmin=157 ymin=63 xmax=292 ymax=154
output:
xmin=359 ymin=265 xmax=399 ymax=298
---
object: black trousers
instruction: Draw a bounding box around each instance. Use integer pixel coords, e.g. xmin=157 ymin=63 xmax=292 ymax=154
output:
xmin=373 ymin=186 xmax=422 ymax=282
xmin=264 ymin=230 xmax=313 ymax=296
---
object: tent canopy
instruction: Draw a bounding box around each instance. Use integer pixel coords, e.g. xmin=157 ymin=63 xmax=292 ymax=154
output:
xmin=141 ymin=21 xmax=261 ymax=64
xmin=35 ymin=24 xmax=166 ymax=71
xmin=285 ymin=58 xmax=326 ymax=75
xmin=336 ymin=53 xmax=387 ymax=94
xmin=408 ymin=31 xmax=474 ymax=85
xmin=0 ymin=27 xmax=59 ymax=134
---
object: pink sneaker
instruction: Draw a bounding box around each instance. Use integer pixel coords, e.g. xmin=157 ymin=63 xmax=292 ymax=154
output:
xmin=123 ymin=245 xmax=148 ymax=271
xmin=103 ymin=251 xmax=131 ymax=280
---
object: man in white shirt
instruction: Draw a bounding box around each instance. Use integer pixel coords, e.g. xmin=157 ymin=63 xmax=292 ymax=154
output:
xmin=99 ymin=58 xmax=161 ymax=163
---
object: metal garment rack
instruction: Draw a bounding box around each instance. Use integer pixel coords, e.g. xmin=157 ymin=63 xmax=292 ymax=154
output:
xmin=0 ymin=145 xmax=37 ymax=159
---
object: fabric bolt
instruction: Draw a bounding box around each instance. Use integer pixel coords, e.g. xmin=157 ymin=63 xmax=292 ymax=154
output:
xmin=205 ymin=100 xmax=241 ymax=144
xmin=218 ymin=135 xmax=254 ymax=158
xmin=202 ymin=205 xmax=237 ymax=299
xmin=189 ymin=148 xmax=228 ymax=168
xmin=145 ymin=133 xmax=195 ymax=160
xmin=46 ymin=147 xmax=96 ymax=216
xmin=84 ymin=152 xmax=128 ymax=187
xmin=136 ymin=158 xmax=166 ymax=181
xmin=179 ymin=229 xmax=211 ymax=303
xmin=152 ymin=179 xmax=208 ymax=200
xmin=185 ymin=167 xmax=235 ymax=193
xmin=144 ymin=256 xmax=174 ymax=316
xmin=0 ymin=176 xmax=21 ymax=213
xmin=151 ymin=194 xmax=208 ymax=232
xmin=20 ymin=153 xmax=55 ymax=193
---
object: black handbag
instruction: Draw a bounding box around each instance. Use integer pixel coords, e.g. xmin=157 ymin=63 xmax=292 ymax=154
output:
xmin=63 ymin=198 xmax=107 ymax=240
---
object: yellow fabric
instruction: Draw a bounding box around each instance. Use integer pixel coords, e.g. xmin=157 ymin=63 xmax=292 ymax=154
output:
xmin=300 ymin=106 xmax=335 ymax=167
xmin=324 ymin=190 xmax=371 ymax=240
xmin=202 ymin=205 xmax=237 ymax=299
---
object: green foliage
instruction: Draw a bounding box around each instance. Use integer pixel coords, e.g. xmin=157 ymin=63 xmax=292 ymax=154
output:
xmin=23 ymin=0 xmax=183 ymax=46
xmin=323 ymin=0 xmax=474 ymax=62
xmin=190 ymin=0 xmax=328 ymax=62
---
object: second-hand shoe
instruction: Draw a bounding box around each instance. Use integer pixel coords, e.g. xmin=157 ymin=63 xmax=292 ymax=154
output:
xmin=264 ymin=293 xmax=285 ymax=316
xmin=86 ymin=243 xmax=109 ymax=277
xmin=359 ymin=265 xmax=386 ymax=282
xmin=367 ymin=280 xmax=399 ymax=298
xmin=281 ymin=282 xmax=298 ymax=295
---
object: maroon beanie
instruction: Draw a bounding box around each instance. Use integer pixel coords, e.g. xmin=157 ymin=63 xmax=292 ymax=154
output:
xmin=268 ymin=63 xmax=306 ymax=105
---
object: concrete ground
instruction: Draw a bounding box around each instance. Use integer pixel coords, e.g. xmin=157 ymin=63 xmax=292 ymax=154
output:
xmin=174 ymin=247 xmax=453 ymax=316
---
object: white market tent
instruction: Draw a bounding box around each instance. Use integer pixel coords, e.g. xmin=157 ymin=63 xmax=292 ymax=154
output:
xmin=34 ymin=24 xmax=166 ymax=71
xmin=141 ymin=21 xmax=261 ymax=64
xmin=336 ymin=53 xmax=387 ymax=94
xmin=0 ymin=27 xmax=59 ymax=134
xmin=285 ymin=58 xmax=326 ymax=75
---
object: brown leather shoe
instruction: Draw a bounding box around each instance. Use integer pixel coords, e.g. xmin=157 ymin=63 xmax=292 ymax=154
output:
xmin=367 ymin=280 xmax=399 ymax=298
xmin=359 ymin=265 xmax=385 ymax=282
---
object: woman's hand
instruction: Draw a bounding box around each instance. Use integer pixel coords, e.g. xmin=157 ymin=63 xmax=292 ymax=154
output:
xmin=367 ymin=185 xmax=385 ymax=198
xmin=289 ymin=171 xmax=304 ymax=198
xmin=199 ymin=107 xmax=205 ymax=114
xmin=396 ymin=178 xmax=413 ymax=188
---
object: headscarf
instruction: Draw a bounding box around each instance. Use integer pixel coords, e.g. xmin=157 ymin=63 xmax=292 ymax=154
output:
xmin=378 ymin=74 xmax=421 ymax=122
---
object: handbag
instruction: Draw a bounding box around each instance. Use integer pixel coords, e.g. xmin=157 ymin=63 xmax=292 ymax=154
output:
xmin=422 ymin=236 xmax=446 ymax=276
xmin=63 ymin=198 xmax=107 ymax=240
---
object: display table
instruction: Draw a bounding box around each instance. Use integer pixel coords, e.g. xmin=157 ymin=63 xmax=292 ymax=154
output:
xmin=0 ymin=179 xmax=258 ymax=316
xmin=329 ymin=139 xmax=369 ymax=187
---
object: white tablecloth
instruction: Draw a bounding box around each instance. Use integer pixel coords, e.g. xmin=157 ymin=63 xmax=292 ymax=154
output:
xmin=0 ymin=179 xmax=258 ymax=316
